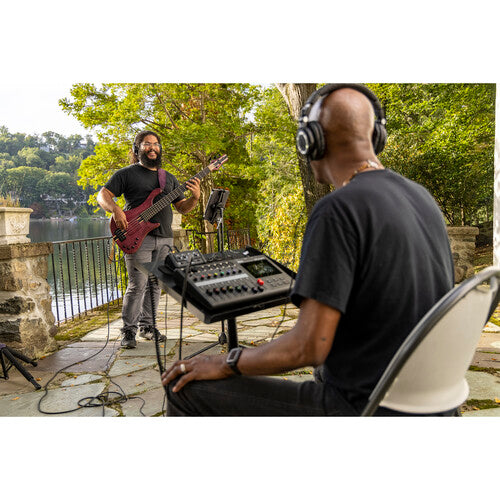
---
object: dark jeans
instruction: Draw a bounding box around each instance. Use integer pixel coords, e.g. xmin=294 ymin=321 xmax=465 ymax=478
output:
xmin=165 ymin=367 xmax=460 ymax=417
xmin=166 ymin=373 xmax=359 ymax=416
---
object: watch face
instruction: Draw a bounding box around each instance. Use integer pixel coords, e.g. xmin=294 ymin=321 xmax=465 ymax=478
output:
xmin=227 ymin=347 xmax=242 ymax=374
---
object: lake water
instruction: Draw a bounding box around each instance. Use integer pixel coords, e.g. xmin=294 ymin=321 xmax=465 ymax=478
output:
xmin=29 ymin=218 xmax=111 ymax=243
xmin=28 ymin=218 xmax=122 ymax=322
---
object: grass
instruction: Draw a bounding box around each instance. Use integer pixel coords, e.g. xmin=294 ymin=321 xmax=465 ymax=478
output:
xmin=55 ymin=301 xmax=123 ymax=342
xmin=474 ymin=244 xmax=493 ymax=273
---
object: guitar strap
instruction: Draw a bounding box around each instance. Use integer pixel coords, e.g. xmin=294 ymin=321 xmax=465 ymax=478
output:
xmin=158 ymin=168 xmax=166 ymax=190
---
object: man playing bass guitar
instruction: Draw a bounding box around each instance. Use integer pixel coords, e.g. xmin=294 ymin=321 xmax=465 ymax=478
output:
xmin=97 ymin=130 xmax=201 ymax=348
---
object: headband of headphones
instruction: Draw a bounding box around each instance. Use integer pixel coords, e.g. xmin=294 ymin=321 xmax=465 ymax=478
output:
xmin=296 ymin=83 xmax=387 ymax=161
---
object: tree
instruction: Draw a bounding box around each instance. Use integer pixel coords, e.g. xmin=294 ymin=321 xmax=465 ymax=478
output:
xmin=16 ymin=147 xmax=45 ymax=168
xmin=276 ymin=83 xmax=331 ymax=216
xmin=3 ymin=166 xmax=47 ymax=205
xmin=370 ymin=83 xmax=495 ymax=225
xmin=60 ymin=83 xmax=261 ymax=243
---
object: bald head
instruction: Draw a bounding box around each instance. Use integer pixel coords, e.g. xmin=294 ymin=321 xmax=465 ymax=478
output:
xmin=310 ymin=88 xmax=381 ymax=187
xmin=319 ymin=88 xmax=376 ymax=154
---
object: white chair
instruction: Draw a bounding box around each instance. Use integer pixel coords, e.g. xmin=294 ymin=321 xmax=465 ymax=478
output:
xmin=362 ymin=266 xmax=500 ymax=416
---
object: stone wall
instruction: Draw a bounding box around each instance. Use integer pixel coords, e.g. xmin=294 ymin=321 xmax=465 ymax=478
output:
xmin=0 ymin=242 xmax=57 ymax=357
xmin=447 ymin=226 xmax=479 ymax=283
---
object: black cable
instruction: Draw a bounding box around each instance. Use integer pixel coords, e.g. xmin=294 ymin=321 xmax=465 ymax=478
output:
xmin=178 ymin=255 xmax=193 ymax=360
xmin=37 ymin=293 xmax=147 ymax=416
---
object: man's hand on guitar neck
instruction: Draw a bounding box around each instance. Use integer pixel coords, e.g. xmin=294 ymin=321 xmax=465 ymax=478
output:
xmin=175 ymin=177 xmax=201 ymax=214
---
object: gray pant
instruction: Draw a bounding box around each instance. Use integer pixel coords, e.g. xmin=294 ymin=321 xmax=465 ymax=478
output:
xmin=122 ymin=234 xmax=173 ymax=332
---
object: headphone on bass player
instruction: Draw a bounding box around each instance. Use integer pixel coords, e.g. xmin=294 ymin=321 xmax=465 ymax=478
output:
xmin=296 ymin=83 xmax=387 ymax=161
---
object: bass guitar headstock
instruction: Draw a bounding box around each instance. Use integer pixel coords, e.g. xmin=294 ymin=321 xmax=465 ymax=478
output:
xmin=208 ymin=154 xmax=228 ymax=172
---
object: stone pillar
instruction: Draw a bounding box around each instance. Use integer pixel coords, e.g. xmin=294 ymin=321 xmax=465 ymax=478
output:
xmin=447 ymin=226 xmax=479 ymax=283
xmin=172 ymin=211 xmax=190 ymax=251
xmin=0 ymin=207 xmax=32 ymax=245
xmin=0 ymin=242 xmax=57 ymax=358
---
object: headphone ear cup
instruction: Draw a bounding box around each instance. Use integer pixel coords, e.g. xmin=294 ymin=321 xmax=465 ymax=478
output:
xmin=308 ymin=121 xmax=325 ymax=161
xmin=372 ymin=122 xmax=387 ymax=155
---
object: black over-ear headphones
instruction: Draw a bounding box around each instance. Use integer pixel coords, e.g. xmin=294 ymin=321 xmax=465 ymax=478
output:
xmin=296 ymin=83 xmax=387 ymax=161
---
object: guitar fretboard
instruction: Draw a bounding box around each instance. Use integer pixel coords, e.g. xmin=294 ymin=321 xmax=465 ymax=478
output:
xmin=140 ymin=157 xmax=225 ymax=221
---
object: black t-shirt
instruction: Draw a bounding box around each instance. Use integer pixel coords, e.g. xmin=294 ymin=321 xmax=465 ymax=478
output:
xmin=104 ymin=163 xmax=185 ymax=238
xmin=290 ymin=169 xmax=454 ymax=411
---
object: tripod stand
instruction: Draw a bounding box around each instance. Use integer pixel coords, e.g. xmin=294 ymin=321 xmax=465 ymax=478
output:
xmin=0 ymin=343 xmax=41 ymax=390
xmin=184 ymin=189 xmax=231 ymax=359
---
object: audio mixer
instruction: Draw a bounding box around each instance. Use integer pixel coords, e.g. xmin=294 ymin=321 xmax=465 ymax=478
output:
xmin=159 ymin=247 xmax=295 ymax=312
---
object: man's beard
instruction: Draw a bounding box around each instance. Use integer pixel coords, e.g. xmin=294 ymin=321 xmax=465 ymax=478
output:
xmin=139 ymin=149 xmax=162 ymax=169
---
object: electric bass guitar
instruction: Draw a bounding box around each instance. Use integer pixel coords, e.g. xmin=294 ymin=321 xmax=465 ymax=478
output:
xmin=110 ymin=154 xmax=228 ymax=254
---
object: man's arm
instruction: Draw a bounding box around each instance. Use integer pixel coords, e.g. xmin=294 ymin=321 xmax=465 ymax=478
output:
xmin=161 ymin=297 xmax=341 ymax=393
xmin=97 ymin=187 xmax=128 ymax=230
xmin=173 ymin=178 xmax=201 ymax=215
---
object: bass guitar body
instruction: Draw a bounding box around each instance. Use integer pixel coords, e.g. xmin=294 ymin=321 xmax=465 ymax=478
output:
xmin=110 ymin=188 xmax=162 ymax=254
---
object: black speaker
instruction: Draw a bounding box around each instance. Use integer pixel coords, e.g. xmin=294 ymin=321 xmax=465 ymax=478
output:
xmin=296 ymin=83 xmax=387 ymax=161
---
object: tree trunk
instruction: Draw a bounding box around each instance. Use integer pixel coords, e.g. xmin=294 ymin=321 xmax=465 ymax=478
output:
xmin=276 ymin=83 xmax=332 ymax=216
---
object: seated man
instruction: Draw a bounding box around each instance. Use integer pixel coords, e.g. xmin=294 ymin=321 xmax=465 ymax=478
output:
xmin=161 ymin=84 xmax=455 ymax=416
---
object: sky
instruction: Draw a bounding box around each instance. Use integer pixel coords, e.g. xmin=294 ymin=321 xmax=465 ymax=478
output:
xmin=0 ymin=83 xmax=91 ymax=137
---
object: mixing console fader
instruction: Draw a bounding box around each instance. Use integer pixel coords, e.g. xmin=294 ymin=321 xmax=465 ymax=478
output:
xmin=159 ymin=247 xmax=295 ymax=312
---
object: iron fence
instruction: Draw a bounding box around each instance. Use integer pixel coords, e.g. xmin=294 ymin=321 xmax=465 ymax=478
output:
xmin=49 ymin=237 xmax=126 ymax=325
xmin=185 ymin=227 xmax=256 ymax=253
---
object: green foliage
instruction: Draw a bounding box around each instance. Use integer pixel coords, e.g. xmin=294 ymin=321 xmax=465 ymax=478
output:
xmin=0 ymin=194 xmax=20 ymax=207
xmin=249 ymin=86 xmax=305 ymax=265
xmin=61 ymin=83 xmax=262 ymax=232
xmin=0 ymin=127 xmax=95 ymax=215
xmin=369 ymin=83 xmax=495 ymax=225
xmin=258 ymin=184 xmax=306 ymax=272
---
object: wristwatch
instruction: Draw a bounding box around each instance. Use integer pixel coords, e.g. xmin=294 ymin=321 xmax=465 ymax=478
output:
xmin=226 ymin=347 xmax=243 ymax=375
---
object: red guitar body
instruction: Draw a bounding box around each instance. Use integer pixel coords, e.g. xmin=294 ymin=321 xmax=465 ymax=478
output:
xmin=110 ymin=188 xmax=162 ymax=254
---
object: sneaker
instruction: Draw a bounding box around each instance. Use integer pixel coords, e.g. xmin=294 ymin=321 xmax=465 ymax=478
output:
xmin=139 ymin=325 xmax=166 ymax=342
xmin=121 ymin=329 xmax=137 ymax=349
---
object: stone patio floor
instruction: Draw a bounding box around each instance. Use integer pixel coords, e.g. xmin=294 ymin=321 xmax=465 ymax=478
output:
xmin=1 ymin=295 xmax=499 ymax=417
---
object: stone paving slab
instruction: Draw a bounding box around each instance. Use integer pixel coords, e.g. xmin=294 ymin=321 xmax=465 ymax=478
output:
xmin=463 ymin=407 xmax=500 ymax=417
xmin=33 ymin=345 xmax=119 ymax=373
xmin=118 ymin=340 xmax=177 ymax=357
xmin=465 ymin=371 xmax=500 ymax=400
xmin=110 ymin=368 xmax=163 ymax=396
xmin=177 ymin=342 xmax=225 ymax=359
xmin=0 ymin=369 xmax=67 ymax=397
xmin=61 ymin=374 xmax=103 ymax=387
xmin=476 ymin=330 xmax=500 ymax=350
xmin=483 ymin=322 xmax=500 ymax=332
xmin=470 ymin=351 xmax=500 ymax=370
xmin=108 ymin=357 xmax=157 ymax=377
xmin=0 ymin=382 xmax=118 ymax=417
xmin=238 ymin=326 xmax=282 ymax=340
xmin=119 ymin=386 xmax=168 ymax=417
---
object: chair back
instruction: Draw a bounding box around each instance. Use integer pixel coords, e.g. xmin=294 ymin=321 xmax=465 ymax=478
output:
xmin=362 ymin=266 xmax=500 ymax=416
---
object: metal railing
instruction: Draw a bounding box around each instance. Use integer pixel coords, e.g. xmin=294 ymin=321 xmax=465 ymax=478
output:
xmin=49 ymin=237 xmax=126 ymax=324
xmin=185 ymin=227 xmax=256 ymax=253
